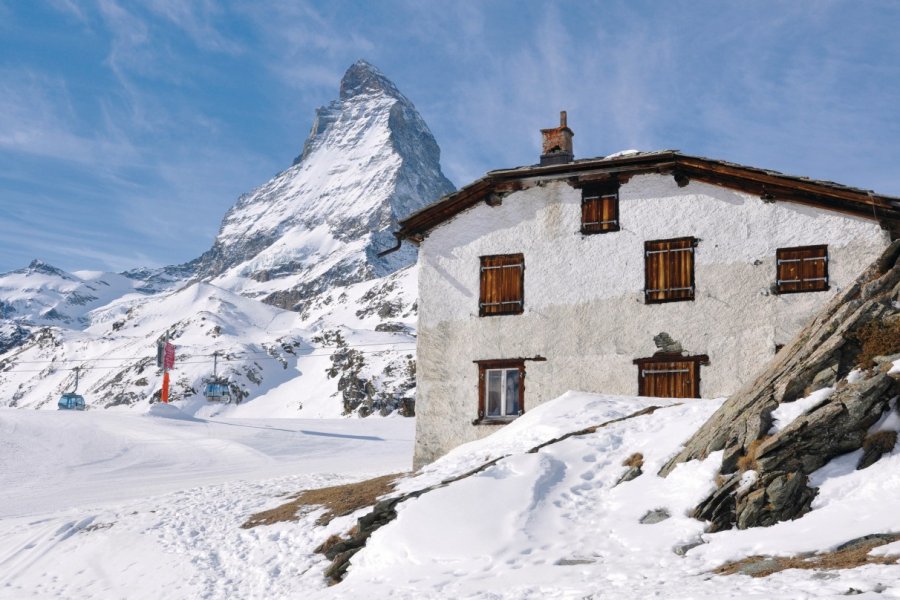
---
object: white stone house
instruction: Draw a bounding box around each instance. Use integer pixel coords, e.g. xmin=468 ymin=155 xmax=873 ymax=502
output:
xmin=393 ymin=113 xmax=900 ymax=467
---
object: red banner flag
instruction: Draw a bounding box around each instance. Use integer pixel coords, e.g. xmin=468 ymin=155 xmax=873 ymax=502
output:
xmin=163 ymin=342 xmax=175 ymax=370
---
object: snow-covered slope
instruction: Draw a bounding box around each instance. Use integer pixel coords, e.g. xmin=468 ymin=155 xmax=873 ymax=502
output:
xmin=0 ymin=275 xmax=417 ymax=417
xmin=2 ymin=391 xmax=898 ymax=598
xmin=332 ymin=391 xmax=900 ymax=598
xmin=0 ymin=60 xmax=451 ymax=416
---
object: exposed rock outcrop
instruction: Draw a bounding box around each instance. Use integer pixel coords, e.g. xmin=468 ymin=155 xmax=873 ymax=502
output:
xmin=660 ymin=241 xmax=900 ymax=531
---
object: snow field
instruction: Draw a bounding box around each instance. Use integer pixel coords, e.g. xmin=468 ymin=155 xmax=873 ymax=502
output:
xmin=333 ymin=392 xmax=900 ymax=599
xmin=2 ymin=391 xmax=900 ymax=599
xmin=0 ymin=405 xmax=415 ymax=598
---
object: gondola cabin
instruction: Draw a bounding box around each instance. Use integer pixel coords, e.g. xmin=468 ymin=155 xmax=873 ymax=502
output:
xmin=204 ymin=382 xmax=232 ymax=403
xmin=58 ymin=393 xmax=86 ymax=411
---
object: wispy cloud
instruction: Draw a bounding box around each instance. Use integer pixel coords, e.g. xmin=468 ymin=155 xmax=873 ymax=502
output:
xmin=145 ymin=0 xmax=243 ymax=54
xmin=234 ymin=1 xmax=374 ymax=93
xmin=0 ymin=68 xmax=139 ymax=170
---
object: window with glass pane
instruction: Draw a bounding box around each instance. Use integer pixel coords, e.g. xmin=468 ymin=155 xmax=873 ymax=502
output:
xmin=487 ymin=370 xmax=503 ymax=416
xmin=504 ymin=370 xmax=520 ymax=415
xmin=478 ymin=360 xmax=525 ymax=420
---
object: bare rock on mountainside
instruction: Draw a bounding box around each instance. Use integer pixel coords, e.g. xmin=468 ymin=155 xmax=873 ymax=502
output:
xmin=660 ymin=241 xmax=900 ymax=531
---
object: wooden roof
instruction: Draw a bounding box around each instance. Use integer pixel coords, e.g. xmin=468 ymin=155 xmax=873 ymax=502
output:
xmin=396 ymin=151 xmax=900 ymax=242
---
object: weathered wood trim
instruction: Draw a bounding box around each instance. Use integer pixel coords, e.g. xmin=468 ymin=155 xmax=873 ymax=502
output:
xmin=396 ymin=152 xmax=900 ymax=241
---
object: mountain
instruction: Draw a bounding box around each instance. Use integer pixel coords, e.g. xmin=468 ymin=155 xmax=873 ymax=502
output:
xmin=0 ymin=60 xmax=454 ymax=416
xmin=0 ymin=260 xmax=148 ymax=328
xmin=193 ymin=59 xmax=454 ymax=310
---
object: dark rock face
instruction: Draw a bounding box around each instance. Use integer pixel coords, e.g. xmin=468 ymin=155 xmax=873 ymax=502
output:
xmin=663 ymin=241 xmax=900 ymax=531
xmin=0 ymin=322 xmax=31 ymax=355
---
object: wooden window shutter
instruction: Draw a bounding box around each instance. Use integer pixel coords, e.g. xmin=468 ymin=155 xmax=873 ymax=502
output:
xmin=776 ymin=245 xmax=828 ymax=294
xmin=634 ymin=354 xmax=709 ymax=399
xmin=644 ymin=237 xmax=696 ymax=303
xmin=479 ymin=254 xmax=525 ymax=316
xmin=581 ymin=182 xmax=620 ymax=234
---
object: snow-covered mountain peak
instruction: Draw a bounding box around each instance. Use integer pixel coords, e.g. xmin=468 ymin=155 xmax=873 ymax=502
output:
xmin=197 ymin=59 xmax=454 ymax=309
xmin=20 ymin=260 xmax=75 ymax=280
xmin=339 ymin=59 xmax=403 ymax=101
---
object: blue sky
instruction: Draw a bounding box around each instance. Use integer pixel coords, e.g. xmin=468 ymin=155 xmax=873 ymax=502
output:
xmin=1 ymin=1 xmax=899 ymax=274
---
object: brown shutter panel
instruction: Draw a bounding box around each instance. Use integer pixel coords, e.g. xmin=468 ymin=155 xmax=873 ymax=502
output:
xmin=479 ymin=254 xmax=524 ymax=316
xmin=635 ymin=354 xmax=708 ymax=399
xmin=645 ymin=237 xmax=695 ymax=303
xmin=581 ymin=182 xmax=620 ymax=234
xmin=803 ymin=246 xmax=828 ymax=292
xmin=776 ymin=245 xmax=828 ymax=294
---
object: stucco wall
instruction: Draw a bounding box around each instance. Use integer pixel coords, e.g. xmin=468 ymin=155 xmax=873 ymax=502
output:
xmin=413 ymin=174 xmax=891 ymax=467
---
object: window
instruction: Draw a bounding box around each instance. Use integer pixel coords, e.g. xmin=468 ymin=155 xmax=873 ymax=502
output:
xmin=776 ymin=245 xmax=829 ymax=294
xmin=581 ymin=181 xmax=620 ymax=234
xmin=479 ymin=254 xmax=524 ymax=316
xmin=644 ymin=237 xmax=697 ymax=303
xmin=633 ymin=354 xmax=709 ymax=399
xmin=477 ymin=360 xmax=525 ymax=420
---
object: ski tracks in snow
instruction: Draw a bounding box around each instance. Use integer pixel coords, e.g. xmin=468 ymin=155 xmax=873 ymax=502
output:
xmin=0 ymin=472 xmax=377 ymax=599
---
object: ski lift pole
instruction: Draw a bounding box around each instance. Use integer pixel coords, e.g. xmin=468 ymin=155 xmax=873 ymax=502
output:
xmin=73 ymin=366 xmax=80 ymax=393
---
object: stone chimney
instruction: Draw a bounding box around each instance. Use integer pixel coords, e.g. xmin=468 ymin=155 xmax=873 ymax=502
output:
xmin=540 ymin=111 xmax=574 ymax=166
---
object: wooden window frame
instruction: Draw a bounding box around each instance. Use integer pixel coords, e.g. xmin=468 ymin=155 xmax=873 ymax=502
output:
xmin=581 ymin=181 xmax=620 ymax=234
xmin=644 ymin=237 xmax=697 ymax=304
xmin=775 ymin=245 xmax=829 ymax=295
xmin=479 ymin=254 xmax=525 ymax=317
xmin=633 ymin=353 xmax=709 ymax=399
xmin=475 ymin=359 xmax=526 ymax=423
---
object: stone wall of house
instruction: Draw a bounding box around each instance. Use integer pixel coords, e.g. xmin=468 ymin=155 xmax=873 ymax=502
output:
xmin=413 ymin=173 xmax=891 ymax=467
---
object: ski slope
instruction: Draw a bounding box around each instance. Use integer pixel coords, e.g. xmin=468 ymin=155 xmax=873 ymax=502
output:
xmin=0 ymin=406 xmax=414 ymax=519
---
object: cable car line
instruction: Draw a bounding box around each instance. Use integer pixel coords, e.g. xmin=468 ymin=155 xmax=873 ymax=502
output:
xmin=1 ymin=345 xmax=418 ymax=373
xmin=3 ymin=339 xmax=417 ymax=364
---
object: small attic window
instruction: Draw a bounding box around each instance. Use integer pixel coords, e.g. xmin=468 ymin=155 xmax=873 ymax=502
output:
xmin=479 ymin=254 xmax=524 ymax=316
xmin=776 ymin=245 xmax=829 ymax=294
xmin=581 ymin=181 xmax=620 ymax=234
